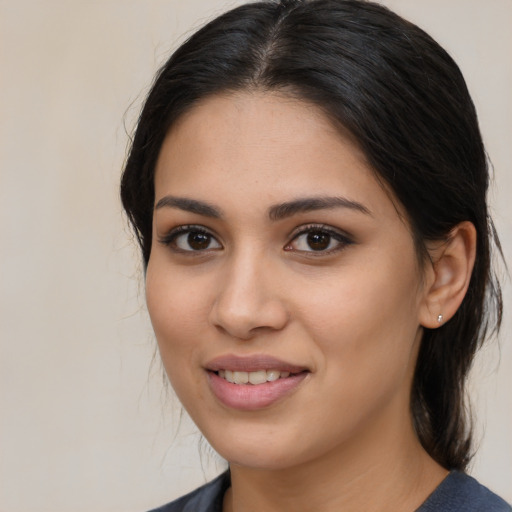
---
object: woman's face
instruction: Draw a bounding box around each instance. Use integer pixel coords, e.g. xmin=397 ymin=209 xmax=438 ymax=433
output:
xmin=146 ymin=92 xmax=431 ymax=471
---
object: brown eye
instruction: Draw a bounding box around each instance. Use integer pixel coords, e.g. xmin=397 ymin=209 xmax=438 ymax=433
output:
xmin=306 ymin=231 xmax=331 ymax=251
xmin=286 ymin=225 xmax=353 ymax=254
xmin=187 ymin=231 xmax=212 ymax=250
xmin=161 ymin=226 xmax=222 ymax=252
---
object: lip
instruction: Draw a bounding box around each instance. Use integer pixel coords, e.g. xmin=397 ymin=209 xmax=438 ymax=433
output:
xmin=205 ymin=354 xmax=309 ymax=410
xmin=205 ymin=354 xmax=307 ymax=373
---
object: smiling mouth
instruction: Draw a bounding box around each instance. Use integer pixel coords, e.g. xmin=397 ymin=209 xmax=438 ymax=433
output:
xmin=216 ymin=369 xmax=294 ymax=385
xmin=208 ymin=361 xmax=309 ymax=409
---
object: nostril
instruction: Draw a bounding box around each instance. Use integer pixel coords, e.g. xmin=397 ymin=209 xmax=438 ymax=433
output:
xmin=208 ymin=260 xmax=290 ymax=339
xmin=209 ymin=298 xmax=290 ymax=340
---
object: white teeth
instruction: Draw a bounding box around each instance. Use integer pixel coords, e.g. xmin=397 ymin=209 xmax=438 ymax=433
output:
xmin=233 ymin=371 xmax=249 ymax=384
xmin=218 ymin=369 xmax=294 ymax=384
xmin=248 ymin=370 xmax=267 ymax=385
xmin=266 ymin=369 xmax=280 ymax=382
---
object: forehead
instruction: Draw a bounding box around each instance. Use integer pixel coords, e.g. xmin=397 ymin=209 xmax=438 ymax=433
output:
xmin=154 ymin=91 xmax=402 ymax=223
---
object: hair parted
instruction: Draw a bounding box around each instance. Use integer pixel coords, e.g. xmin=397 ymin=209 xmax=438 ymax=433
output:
xmin=120 ymin=0 xmax=503 ymax=470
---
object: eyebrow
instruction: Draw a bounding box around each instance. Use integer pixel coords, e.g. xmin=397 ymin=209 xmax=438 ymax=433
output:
xmin=268 ymin=196 xmax=371 ymax=221
xmin=154 ymin=196 xmax=222 ymax=218
xmin=154 ymin=195 xmax=371 ymax=221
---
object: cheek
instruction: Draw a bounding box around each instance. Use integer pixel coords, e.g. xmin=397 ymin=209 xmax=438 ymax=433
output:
xmin=297 ymin=251 xmax=423 ymax=379
xmin=145 ymin=259 xmax=208 ymax=372
xmin=146 ymin=254 xmax=210 ymax=330
xmin=145 ymin=266 xmax=207 ymax=409
xmin=293 ymin=271 xmax=422 ymax=449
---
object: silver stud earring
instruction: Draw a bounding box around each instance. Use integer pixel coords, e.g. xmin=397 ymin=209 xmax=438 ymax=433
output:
xmin=437 ymin=314 xmax=443 ymax=324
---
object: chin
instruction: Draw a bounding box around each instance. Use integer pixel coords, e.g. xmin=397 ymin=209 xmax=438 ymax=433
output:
xmin=220 ymin=447 xmax=302 ymax=472
xmin=199 ymin=422 xmax=339 ymax=473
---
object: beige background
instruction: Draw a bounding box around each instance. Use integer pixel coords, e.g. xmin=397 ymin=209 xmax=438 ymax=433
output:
xmin=0 ymin=1 xmax=510 ymax=511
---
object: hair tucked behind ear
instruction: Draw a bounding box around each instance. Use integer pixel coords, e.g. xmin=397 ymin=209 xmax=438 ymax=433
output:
xmin=120 ymin=0 xmax=503 ymax=470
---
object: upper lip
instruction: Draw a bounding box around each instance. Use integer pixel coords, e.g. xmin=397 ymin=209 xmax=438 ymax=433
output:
xmin=205 ymin=354 xmax=308 ymax=373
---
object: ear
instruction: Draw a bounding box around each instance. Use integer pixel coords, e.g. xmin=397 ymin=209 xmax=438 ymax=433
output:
xmin=419 ymin=221 xmax=477 ymax=329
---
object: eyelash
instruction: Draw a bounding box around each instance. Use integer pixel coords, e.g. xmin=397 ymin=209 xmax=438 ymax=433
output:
xmin=285 ymin=224 xmax=354 ymax=255
xmin=157 ymin=223 xmax=354 ymax=255
xmin=158 ymin=225 xmax=222 ymax=254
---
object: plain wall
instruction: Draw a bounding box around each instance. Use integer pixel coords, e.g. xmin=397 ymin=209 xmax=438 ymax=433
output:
xmin=0 ymin=1 xmax=510 ymax=511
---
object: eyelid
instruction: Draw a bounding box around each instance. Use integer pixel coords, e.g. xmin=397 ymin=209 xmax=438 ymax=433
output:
xmin=285 ymin=223 xmax=354 ymax=254
xmin=157 ymin=224 xmax=223 ymax=252
xmin=288 ymin=223 xmax=353 ymax=241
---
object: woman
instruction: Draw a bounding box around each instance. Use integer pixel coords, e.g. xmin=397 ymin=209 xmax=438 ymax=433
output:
xmin=121 ymin=0 xmax=510 ymax=510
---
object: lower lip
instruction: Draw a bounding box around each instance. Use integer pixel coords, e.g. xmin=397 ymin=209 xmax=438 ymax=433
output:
xmin=207 ymin=371 xmax=308 ymax=411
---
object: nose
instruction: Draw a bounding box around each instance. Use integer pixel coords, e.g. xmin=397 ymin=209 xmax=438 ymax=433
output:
xmin=208 ymin=252 xmax=290 ymax=340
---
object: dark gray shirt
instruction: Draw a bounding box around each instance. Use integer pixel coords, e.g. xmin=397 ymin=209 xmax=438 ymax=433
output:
xmin=148 ymin=471 xmax=511 ymax=512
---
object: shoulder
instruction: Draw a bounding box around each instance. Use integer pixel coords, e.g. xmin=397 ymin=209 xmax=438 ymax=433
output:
xmin=146 ymin=471 xmax=230 ymax=512
xmin=418 ymin=471 xmax=511 ymax=512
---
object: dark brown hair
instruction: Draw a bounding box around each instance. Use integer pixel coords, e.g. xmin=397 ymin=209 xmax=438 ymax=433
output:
xmin=121 ymin=0 xmax=503 ymax=470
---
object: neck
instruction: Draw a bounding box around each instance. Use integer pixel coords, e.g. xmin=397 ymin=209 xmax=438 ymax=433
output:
xmin=224 ymin=412 xmax=448 ymax=512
